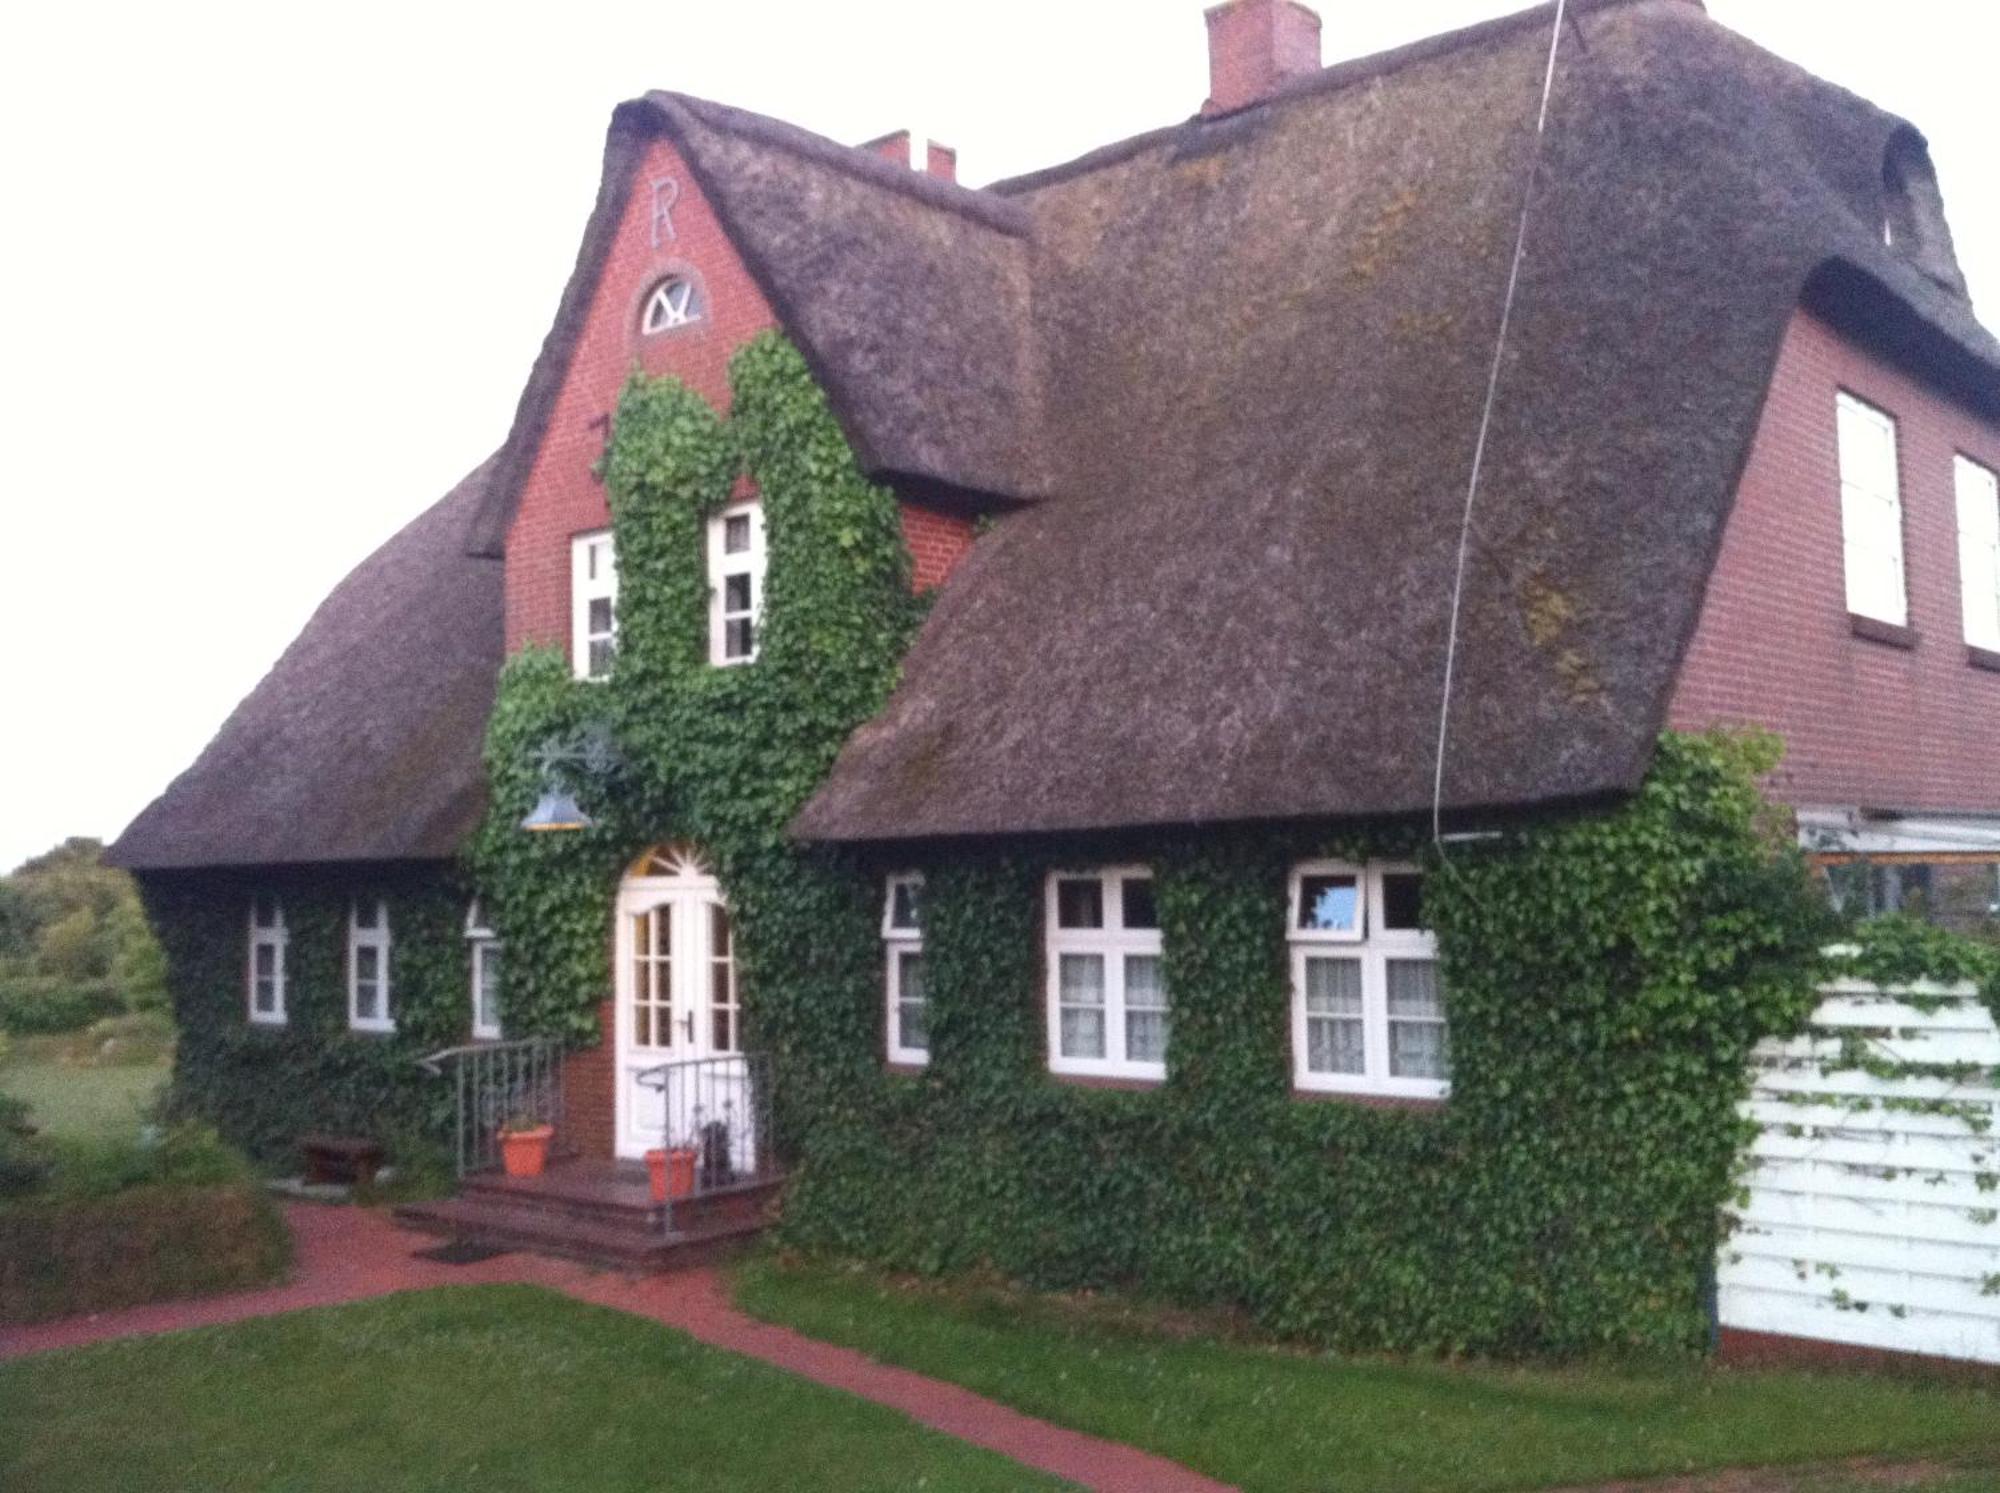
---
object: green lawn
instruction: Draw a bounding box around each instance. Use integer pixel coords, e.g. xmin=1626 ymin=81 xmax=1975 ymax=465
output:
xmin=0 ymin=1285 xmax=1069 ymax=1492
xmin=733 ymin=1259 xmax=2000 ymax=1493
xmin=0 ymin=1059 xmax=164 ymax=1144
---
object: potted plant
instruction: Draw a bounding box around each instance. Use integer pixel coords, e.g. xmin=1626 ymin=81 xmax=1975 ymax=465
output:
xmin=644 ymin=1144 xmax=700 ymax=1202
xmin=498 ymin=1114 xmax=554 ymax=1178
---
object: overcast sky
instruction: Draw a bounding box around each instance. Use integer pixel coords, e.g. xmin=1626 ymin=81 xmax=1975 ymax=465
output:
xmin=0 ymin=0 xmax=1993 ymax=875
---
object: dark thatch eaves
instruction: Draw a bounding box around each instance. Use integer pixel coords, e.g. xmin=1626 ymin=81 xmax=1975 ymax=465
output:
xmin=791 ymin=0 xmax=2000 ymax=842
xmin=464 ymin=90 xmax=1047 ymax=557
xmin=107 ymin=461 xmax=504 ymax=871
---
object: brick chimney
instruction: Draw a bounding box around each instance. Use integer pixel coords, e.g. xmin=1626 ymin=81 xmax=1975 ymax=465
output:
xmin=858 ymin=130 xmax=958 ymax=183
xmin=1203 ymin=0 xmax=1323 ymax=116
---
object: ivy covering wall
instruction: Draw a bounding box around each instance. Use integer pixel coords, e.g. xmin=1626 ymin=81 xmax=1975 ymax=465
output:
xmin=778 ymin=736 xmax=1835 ymax=1356
xmin=151 ymin=335 xmax=1857 ymax=1355
xmin=466 ymin=333 xmax=924 ymax=1147
xmin=140 ymin=865 xmax=472 ymax=1165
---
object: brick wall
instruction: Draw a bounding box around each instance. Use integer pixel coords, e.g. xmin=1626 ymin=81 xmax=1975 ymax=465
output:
xmin=901 ymin=502 xmax=976 ymax=593
xmin=561 ymin=998 xmax=618 ymax=1160
xmin=1669 ymin=308 xmax=2000 ymax=816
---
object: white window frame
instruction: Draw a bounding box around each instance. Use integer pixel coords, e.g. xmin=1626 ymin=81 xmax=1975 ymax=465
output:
xmin=883 ymin=874 xmax=927 ymax=1066
xmin=465 ymin=899 xmax=502 ymax=1042
xmin=1044 ymin=866 xmax=1167 ymax=1082
xmin=707 ymin=502 xmax=766 ymax=666
xmin=347 ymin=898 xmax=395 ymax=1034
xmin=640 ymin=275 xmax=701 ymax=334
xmin=247 ymin=894 xmax=287 ymax=1026
xmin=1288 ymin=862 xmax=1448 ymax=1101
xmin=1836 ymin=392 xmax=1908 ymax=627
xmin=571 ymin=530 xmax=618 ymax=680
xmin=1956 ymin=454 xmax=2000 ymax=653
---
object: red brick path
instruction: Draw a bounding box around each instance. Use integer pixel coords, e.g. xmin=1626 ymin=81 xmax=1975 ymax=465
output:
xmin=1 ymin=1204 xmax=1232 ymax=1493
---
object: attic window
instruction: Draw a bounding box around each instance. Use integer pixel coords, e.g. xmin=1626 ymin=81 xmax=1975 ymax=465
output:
xmin=641 ymin=275 xmax=702 ymax=335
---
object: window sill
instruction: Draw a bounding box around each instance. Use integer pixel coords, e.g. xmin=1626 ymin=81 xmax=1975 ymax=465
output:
xmin=884 ymin=1057 xmax=930 ymax=1076
xmin=1849 ymin=613 xmax=1918 ymax=650
xmin=247 ymin=1016 xmax=288 ymax=1032
xmin=1047 ymin=1070 xmax=1164 ymax=1093
xmin=348 ymin=1024 xmax=398 ymax=1039
xmin=1290 ymin=1087 xmax=1447 ymax=1112
xmin=1969 ymin=644 xmax=2000 ymax=674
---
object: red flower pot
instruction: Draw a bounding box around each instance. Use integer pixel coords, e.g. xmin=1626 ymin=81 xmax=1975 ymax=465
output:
xmin=499 ymin=1124 xmax=554 ymax=1178
xmin=646 ymin=1146 xmax=699 ymax=1201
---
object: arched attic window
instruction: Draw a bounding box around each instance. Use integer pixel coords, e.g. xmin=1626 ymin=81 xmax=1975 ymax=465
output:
xmin=1880 ymin=129 xmax=1967 ymax=298
xmin=640 ymin=274 xmax=703 ymax=334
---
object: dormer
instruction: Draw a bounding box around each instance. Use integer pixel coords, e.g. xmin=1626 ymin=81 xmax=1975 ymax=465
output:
xmin=1880 ymin=128 xmax=1969 ymax=299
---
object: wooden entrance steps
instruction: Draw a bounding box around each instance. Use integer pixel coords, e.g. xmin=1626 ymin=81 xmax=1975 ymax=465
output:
xmin=394 ymin=1161 xmax=783 ymax=1272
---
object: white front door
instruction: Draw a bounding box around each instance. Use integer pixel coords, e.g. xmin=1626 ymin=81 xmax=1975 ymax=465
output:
xmin=613 ymin=848 xmax=744 ymax=1161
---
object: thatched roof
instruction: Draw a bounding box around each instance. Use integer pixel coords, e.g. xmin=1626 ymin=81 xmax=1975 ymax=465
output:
xmin=125 ymin=0 xmax=2000 ymax=870
xmin=792 ymin=0 xmax=2000 ymax=841
xmin=108 ymin=461 xmax=503 ymax=870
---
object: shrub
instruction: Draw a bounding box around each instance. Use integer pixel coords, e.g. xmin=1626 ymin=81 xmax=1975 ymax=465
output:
xmin=0 ymin=1116 xmax=287 ymax=1323
xmin=0 ymin=1181 xmax=289 ymax=1324
xmin=30 ymin=1121 xmax=254 ymax=1202
xmin=0 ymin=978 xmax=125 ymax=1035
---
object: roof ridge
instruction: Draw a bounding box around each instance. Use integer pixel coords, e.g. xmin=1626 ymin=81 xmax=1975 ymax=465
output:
xmin=987 ymin=0 xmax=1690 ymax=198
xmin=645 ymin=91 xmax=1031 ymax=239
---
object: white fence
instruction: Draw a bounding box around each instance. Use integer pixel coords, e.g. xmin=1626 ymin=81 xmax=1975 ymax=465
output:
xmin=1719 ymin=973 xmax=2000 ymax=1363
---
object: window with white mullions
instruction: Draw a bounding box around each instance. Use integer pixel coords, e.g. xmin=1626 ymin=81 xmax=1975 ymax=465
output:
xmin=248 ymin=895 xmax=287 ymax=1025
xmin=466 ymin=899 xmax=502 ymax=1041
xmin=631 ymin=904 xmax=673 ymax=1049
xmin=1956 ymin=454 xmax=2000 ymax=652
xmin=640 ymin=275 xmax=701 ymax=334
xmin=1290 ymin=863 xmax=1448 ymax=1099
xmin=571 ymin=531 xmax=618 ymax=680
xmin=708 ymin=503 xmax=765 ymax=665
xmin=1046 ymin=868 xmax=1168 ymax=1081
xmin=708 ymin=903 xmax=741 ymax=1053
xmin=1836 ymin=393 xmax=1907 ymax=626
xmin=883 ymin=874 xmax=927 ymax=1065
xmin=347 ymin=899 xmax=394 ymax=1034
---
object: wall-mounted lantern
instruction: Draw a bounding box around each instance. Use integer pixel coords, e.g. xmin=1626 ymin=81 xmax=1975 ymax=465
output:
xmin=520 ymin=723 xmax=620 ymax=834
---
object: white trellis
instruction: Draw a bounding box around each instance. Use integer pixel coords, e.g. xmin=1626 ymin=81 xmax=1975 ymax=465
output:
xmin=1720 ymin=971 xmax=2000 ymax=1363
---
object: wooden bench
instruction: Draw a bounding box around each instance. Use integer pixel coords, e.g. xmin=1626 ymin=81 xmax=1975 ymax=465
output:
xmin=300 ymin=1133 xmax=385 ymax=1186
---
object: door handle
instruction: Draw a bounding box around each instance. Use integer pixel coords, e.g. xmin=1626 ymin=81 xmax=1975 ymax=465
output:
xmin=680 ymin=1012 xmax=694 ymax=1044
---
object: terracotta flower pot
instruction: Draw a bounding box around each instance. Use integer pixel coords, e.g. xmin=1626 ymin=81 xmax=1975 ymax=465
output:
xmin=647 ymin=1145 xmax=699 ymax=1201
xmin=499 ymin=1124 xmax=554 ymax=1178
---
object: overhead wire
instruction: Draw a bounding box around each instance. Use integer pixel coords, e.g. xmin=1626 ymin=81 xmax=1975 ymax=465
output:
xmin=1430 ymin=0 xmax=1571 ymax=850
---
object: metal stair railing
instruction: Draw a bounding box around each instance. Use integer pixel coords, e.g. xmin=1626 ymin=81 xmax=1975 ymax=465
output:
xmin=633 ymin=1051 xmax=776 ymax=1232
xmin=417 ymin=1037 xmax=567 ymax=1178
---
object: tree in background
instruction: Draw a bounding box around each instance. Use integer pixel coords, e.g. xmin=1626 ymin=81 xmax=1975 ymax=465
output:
xmin=0 ymin=838 xmax=167 ymax=1034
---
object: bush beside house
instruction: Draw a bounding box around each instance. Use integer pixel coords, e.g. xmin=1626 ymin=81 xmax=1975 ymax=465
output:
xmin=0 ymin=1121 xmax=288 ymax=1325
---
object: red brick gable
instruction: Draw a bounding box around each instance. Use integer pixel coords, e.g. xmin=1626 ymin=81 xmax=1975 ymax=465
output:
xmin=1669 ymin=308 xmax=2000 ymax=815
xmin=504 ymin=139 xmax=976 ymax=660
xmin=505 ymin=139 xmax=775 ymax=655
